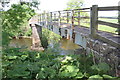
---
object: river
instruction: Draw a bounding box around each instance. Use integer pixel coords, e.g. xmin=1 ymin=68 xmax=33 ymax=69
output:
xmin=9 ymin=38 xmax=80 ymax=54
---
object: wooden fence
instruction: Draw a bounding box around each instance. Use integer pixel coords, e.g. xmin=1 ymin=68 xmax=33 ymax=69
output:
xmin=38 ymin=5 xmax=120 ymax=47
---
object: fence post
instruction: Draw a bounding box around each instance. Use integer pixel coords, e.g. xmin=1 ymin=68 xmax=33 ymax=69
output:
xmin=72 ymin=10 xmax=74 ymax=29
xmin=78 ymin=11 xmax=80 ymax=26
xmin=42 ymin=13 xmax=45 ymax=24
xmin=44 ymin=13 xmax=46 ymax=26
xmin=67 ymin=12 xmax=69 ymax=23
xmin=50 ymin=12 xmax=52 ymax=22
xmin=44 ymin=12 xmax=46 ymax=26
xmin=58 ymin=11 xmax=61 ymax=26
xmin=54 ymin=13 xmax=56 ymax=23
xmin=47 ymin=13 xmax=49 ymax=24
xmin=41 ymin=14 xmax=42 ymax=22
xmin=39 ymin=14 xmax=41 ymax=22
xmin=118 ymin=1 xmax=120 ymax=35
xmin=90 ymin=5 xmax=98 ymax=37
xmin=45 ymin=12 xmax=47 ymax=26
xmin=42 ymin=13 xmax=44 ymax=24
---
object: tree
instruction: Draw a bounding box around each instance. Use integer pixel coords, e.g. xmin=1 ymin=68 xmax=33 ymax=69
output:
xmin=2 ymin=4 xmax=35 ymax=46
xmin=66 ymin=0 xmax=84 ymax=10
xmin=66 ymin=0 xmax=89 ymax=25
xmin=20 ymin=0 xmax=40 ymax=10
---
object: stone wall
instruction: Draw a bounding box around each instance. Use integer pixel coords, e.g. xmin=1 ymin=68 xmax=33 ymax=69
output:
xmin=74 ymin=31 xmax=120 ymax=76
xmin=86 ymin=37 xmax=120 ymax=76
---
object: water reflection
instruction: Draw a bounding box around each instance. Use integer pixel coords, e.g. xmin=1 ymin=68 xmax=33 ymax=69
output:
xmin=9 ymin=38 xmax=80 ymax=54
xmin=60 ymin=38 xmax=80 ymax=50
xmin=59 ymin=38 xmax=80 ymax=55
xmin=9 ymin=38 xmax=32 ymax=50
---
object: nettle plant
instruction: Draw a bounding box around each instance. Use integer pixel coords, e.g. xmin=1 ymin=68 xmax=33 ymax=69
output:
xmin=2 ymin=48 xmax=119 ymax=80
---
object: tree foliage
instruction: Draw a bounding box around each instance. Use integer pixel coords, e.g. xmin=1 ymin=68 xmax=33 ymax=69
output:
xmin=2 ymin=4 xmax=35 ymax=46
xmin=66 ymin=0 xmax=84 ymax=10
xmin=20 ymin=0 xmax=40 ymax=10
xmin=66 ymin=0 xmax=89 ymax=26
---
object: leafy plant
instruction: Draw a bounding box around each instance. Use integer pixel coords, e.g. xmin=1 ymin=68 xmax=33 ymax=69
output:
xmin=41 ymin=28 xmax=61 ymax=48
xmin=88 ymin=75 xmax=103 ymax=80
xmin=2 ymin=4 xmax=35 ymax=47
xmin=2 ymin=48 xmax=118 ymax=80
xmin=66 ymin=0 xmax=84 ymax=10
xmin=91 ymin=62 xmax=110 ymax=75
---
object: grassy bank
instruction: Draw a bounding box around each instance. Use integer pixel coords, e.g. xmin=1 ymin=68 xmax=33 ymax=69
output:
xmin=60 ymin=18 xmax=118 ymax=34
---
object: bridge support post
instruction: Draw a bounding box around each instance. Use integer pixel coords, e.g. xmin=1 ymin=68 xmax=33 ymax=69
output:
xmin=90 ymin=5 xmax=98 ymax=38
xmin=67 ymin=29 xmax=70 ymax=39
xmin=58 ymin=11 xmax=61 ymax=35
xmin=71 ymin=10 xmax=75 ymax=41
xmin=30 ymin=24 xmax=44 ymax=51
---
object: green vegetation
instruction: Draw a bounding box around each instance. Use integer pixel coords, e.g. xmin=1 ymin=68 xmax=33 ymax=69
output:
xmin=2 ymin=26 xmax=118 ymax=79
xmin=20 ymin=0 xmax=40 ymax=10
xmin=2 ymin=4 xmax=35 ymax=46
xmin=98 ymin=25 xmax=117 ymax=33
xmin=1 ymin=1 xmax=119 ymax=80
xmin=98 ymin=18 xmax=118 ymax=33
xmin=60 ymin=18 xmax=117 ymax=34
xmin=98 ymin=18 xmax=118 ymax=24
xmin=65 ymin=0 xmax=118 ymax=34
xmin=2 ymin=48 xmax=119 ymax=80
xmin=41 ymin=28 xmax=61 ymax=48
xmin=66 ymin=0 xmax=84 ymax=10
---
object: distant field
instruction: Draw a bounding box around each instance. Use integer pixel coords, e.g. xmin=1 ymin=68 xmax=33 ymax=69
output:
xmin=38 ymin=15 xmax=118 ymax=34
xmin=60 ymin=18 xmax=118 ymax=34
xmin=98 ymin=18 xmax=118 ymax=34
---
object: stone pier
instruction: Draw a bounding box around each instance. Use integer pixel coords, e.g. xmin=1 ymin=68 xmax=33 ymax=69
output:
xmin=30 ymin=24 xmax=44 ymax=51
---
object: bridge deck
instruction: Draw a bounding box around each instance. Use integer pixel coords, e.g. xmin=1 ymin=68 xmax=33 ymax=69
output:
xmin=40 ymin=22 xmax=120 ymax=45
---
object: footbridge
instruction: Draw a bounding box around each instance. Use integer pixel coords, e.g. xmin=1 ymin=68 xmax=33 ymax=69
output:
xmin=30 ymin=5 xmax=120 ymax=70
xmin=37 ymin=5 xmax=120 ymax=49
xmin=31 ymin=5 xmax=120 ymax=61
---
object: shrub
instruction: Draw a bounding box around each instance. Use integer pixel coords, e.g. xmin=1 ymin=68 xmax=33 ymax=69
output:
xmin=2 ymin=48 xmax=119 ymax=80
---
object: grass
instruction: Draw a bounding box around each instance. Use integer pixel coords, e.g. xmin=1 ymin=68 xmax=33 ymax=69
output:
xmin=38 ymin=14 xmax=118 ymax=34
xmin=98 ymin=18 xmax=118 ymax=24
xmin=60 ymin=18 xmax=118 ymax=34
xmin=98 ymin=24 xmax=117 ymax=33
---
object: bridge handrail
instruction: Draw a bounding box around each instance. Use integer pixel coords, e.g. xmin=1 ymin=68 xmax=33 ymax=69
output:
xmin=39 ymin=5 xmax=120 ymax=36
xmin=38 ymin=5 xmax=120 ymax=48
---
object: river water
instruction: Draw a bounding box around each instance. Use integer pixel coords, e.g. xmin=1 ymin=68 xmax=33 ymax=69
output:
xmin=9 ymin=38 xmax=32 ymax=49
xmin=9 ymin=38 xmax=80 ymax=54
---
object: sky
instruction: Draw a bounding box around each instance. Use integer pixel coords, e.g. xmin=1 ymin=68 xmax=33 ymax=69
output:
xmin=4 ymin=0 xmax=120 ymax=11
xmin=38 ymin=0 xmax=120 ymax=16
xmin=38 ymin=0 xmax=120 ymax=11
xmin=2 ymin=0 xmax=120 ymax=16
